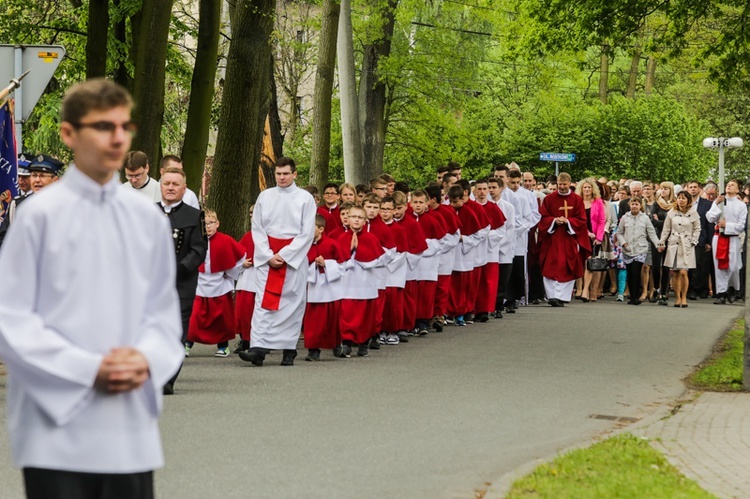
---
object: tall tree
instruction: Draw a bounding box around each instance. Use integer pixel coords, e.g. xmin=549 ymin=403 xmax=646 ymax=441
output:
xmin=599 ymin=44 xmax=609 ymax=104
xmin=209 ymin=0 xmax=277 ymax=239
xmin=85 ymin=0 xmax=109 ymax=79
xmin=309 ymin=0 xmax=340 ymax=188
xmin=181 ymin=0 xmax=222 ymax=194
xmin=132 ymin=0 xmax=175 ymax=174
xmin=358 ymin=0 xmax=398 ymax=181
xmin=337 ymin=0 xmax=363 ymax=184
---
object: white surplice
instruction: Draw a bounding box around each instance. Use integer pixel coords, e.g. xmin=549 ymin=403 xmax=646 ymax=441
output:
xmin=120 ymin=175 xmax=162 ymax=203
xmin=251 ymin=182 xmax=316 ymax=350
xmin=707 ymin=196 xmax=748 ymax=293
xmin=496 ymin=197 xmax=516 ymax=264
xmin=0 ymin=166 xmax=183 ymax=473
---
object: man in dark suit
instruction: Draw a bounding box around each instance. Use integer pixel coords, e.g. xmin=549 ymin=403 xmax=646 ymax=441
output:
xmin=686 ymin=180 xmax=714 ymax=299
xmin=159 ymin=166 xmax=207 ymax=394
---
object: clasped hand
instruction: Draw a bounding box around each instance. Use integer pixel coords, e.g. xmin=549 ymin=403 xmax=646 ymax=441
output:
xmin=555 ymin=216 xmax=567 ymax=225
xmin=95 ymin=348 xmax=150 ymax=394
xmin=269 ymin=253 xmax=285 ymax=268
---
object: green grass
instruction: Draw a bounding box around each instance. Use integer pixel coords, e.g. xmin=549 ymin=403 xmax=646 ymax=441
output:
xmin=506 ymin=433 xmax=715 ymax=498
xmin=687 ymin=320 xmax=744 ymax=391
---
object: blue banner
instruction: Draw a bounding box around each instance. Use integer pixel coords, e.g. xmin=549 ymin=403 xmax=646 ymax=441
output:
xmin=0 ymin=100 xmax=18 ymax=222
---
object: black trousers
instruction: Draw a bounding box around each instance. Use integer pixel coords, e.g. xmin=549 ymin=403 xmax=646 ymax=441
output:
xmin=626 ymin=261 xmax=644 ymax=302
xmin=167 ymin=295 xmax=194 ymax=388
xmin=651 ymin=246 xmax=670 ymax=295
xmin=496 ymin=262 xmax=513 ymax=309
xmin=689 ymin=246 xmax=711 ymax=296
xmin=24 ymin=468 xmax=153 ymax=499
xmin=507 ymin=255 xmax=526 ymax=303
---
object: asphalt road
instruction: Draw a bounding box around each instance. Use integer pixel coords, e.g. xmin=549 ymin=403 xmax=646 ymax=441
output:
xmin=0 ymin=298 xmax=741 ymax=498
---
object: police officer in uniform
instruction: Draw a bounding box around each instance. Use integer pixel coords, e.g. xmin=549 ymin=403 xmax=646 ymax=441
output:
xmin=0 ymin=154 xmax=64 ymax=248
xmin=159 ymin=166 xmax=207 ymax=395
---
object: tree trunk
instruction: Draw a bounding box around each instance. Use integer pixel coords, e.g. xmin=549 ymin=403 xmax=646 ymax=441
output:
xmin=309 ymin=0 xmax=340 ymax=189
xmin=358 ymin=0 xmax=398 ymax=182
xmin=112 ymin=0 xmax=130 ymax=89
xmin=128 ymin=10 xmax=142 ymax=94
xmin=268 ymin=53 xmax=284 ymax=162
xmin=599 ymin=44 xmax=609 ymax=105
xmin=644 ymin=56 xmax=656 ymax=96
xmin=132 ymin=0 xmax=174 ymax=174
xmin=626 ymin=47 xmax=641 ymax=99
xmin=86 ymin=0 xmax=109 ymax=79
xmin=209 ymin=0 xmax=276 ymax=239
xmin=182 ymin=0 xmax=222 ymax=194
xmin=337 ymin=0 xmax=363 ymax=185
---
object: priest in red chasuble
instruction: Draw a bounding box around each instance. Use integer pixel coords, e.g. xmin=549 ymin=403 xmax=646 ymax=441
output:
xmin=537 ymin=173 xmax=591 ymax=306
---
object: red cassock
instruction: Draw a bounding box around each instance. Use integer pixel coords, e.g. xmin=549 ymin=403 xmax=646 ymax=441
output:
xmin=337 ymin=230 xmax=385 ymax=344
xmin=367 ymin=217 xmax=396 ymax=333
xmin=411 ymin=210 xmax=448 ymax=320
xmin=463 ymin=200 xmax=489 ymax=313
xmin=432 ymin=204 xmax=462 ymax=317
xmin=235 ymin=231 xmax=255 ymax=341
xmin=303 ymin=234 xmax=346 ymax=349
xmin=318 ymin=205 xmax=343 ymax=232
xmin=189 ymin=232 xmax=246 ymax=345
xmin=475 ymin=201 xmax=506 ymax=314
xmin=382 ymin=221 xmax=409 ymax=334
xmin=448 ymin=203 xmax=482 ymax=316
xmin=396 ymin=215 xmax=428 ymax=331
xmin=537 ymin=191 xmax=591 ymax=282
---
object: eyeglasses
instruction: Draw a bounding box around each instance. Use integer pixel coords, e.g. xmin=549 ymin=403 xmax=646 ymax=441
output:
xmin=205 ymin=221 xmax=218 ymax=226
xmin=71 ymin=121 xmax=138 ymax=136
xmin=125 ymin=171 xmax=146 ymax=180
xmin=30 ymin=172 xmax=54 ymax=179
xmin=324 ymin=191 xmax=338 ymax=196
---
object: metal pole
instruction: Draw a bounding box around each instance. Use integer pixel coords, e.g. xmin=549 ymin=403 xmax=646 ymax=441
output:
xmin=555 ymin=161 xmax=559 ymax=177
xmin=745 ymin=207 xmax=750 ymax=390
xmin=718 ymin=139 xmax=725 ymax=195
xmin=13 ymin=46 xmax=22 ymax=152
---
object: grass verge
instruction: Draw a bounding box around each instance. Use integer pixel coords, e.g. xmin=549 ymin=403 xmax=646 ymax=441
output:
xmin=505 ymin=433 xmax=715 ymax=498
xmin=686 ymin=319 xmax=744 ymax=392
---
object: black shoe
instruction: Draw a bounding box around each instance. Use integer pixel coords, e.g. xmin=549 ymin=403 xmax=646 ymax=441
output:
xmin=239 ymin=348 xmax=265 ymax=366
xmin=305 ymin=349 xmax=321 ymax=362
xmin=369 ymin=337 xmax=381 ymax=350
xmin=464 ymin=313 xmax=475 ymax=324
xmin=714 ymin=297 xmax=726 ymax=305
xmin=687 ymin=291 xmax=697 ymax=301
xmin=431 ymin=321 xmax=444 ymax=332
xmin=280 ymin=349 xmax=297 ymax=366
xmin=658 ymin=295 xmax=668 ymax=306
xmin=531 ymin=299 xmax=541 ymax=305
xmin=681 ymin=304 xmax=688 ymax=308
xmin=397 ymin=331 xmax=410 ymax=343
xmin=163 ymin=383 xmax=174 ymax=396
xmin=505 ymin=306 xmax=516 ymax=313
xmin=549 ymin=299 xmax=561 ymax=307
xmin=233 ymin=340 xmax=250 ymax=354
xmin=357 ymin=344 xmax=369 ymax=357
xmin=727 ymin=289 xmax=736 ymax=303
xmin=649 ymin=295 xmax=658 ymax=303
xmin=492 ymin=310 xmax=503 ymax=319
xmin=333 ymin=345 xmax=352 ymax=358
xmin=475 ymin=313 xmax=489 ymax=323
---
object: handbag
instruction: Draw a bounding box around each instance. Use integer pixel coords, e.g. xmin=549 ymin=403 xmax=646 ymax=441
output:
xmin=587 ymin=245 xmax=608 ymax=272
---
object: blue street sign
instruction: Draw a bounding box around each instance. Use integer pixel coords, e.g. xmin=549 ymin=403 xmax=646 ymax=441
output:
xmin=539 ymin=152 xmax=575 ymax=162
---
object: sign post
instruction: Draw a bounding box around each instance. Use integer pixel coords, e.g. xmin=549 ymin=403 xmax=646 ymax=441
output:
xmin=539 ymin=152 xmax=575 ymax=176
xmin=0 ymin=45 xmax=66 ymax=148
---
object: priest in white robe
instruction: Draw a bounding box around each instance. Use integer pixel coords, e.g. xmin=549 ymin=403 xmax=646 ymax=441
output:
xmin=240 ymin=158 xmax=316 ymax=367
xmin=706 ymin=179 xmax=748 ymax=303
xmin=0 ymin=79 xmax=183 ymax=498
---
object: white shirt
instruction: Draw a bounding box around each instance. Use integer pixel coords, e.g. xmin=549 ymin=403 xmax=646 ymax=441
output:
xmin=0 ymin=166 xmax=183 ymax=473
xmin=120 ymin=175 xmax=162 ymax=203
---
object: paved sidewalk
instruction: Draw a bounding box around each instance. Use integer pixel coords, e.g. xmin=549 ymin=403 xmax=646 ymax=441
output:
xmin=635 ymin=391 xmax=750 ymax=499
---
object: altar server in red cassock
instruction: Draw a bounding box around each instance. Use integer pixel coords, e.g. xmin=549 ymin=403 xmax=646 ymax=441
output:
xmin=474 ymin=178 xmax=507 ymax=321
xmin=456 ymin=179 xmax=490 ymax=322
xmin=537 ymin=172 xmax=591 ymax=306
xmin=336 ymin=205 xmax=384 ymax=358
xmin=409 ymin=189 xmax=448 ymax=335
xmin=427 ymin=185 xmax=461 ymax=329
xmin=318 ymin=182 xmax=343 ymax=232
xmin=380 ymin=196 xmax=409 ymax=344
xmin=393 ymin=191 xmax=428 ymax=335
xmin=447 ymin=185 xmax=484 ymax=325
xmin=363 ymin=193 xmax=396 ymax=348
xmin=239 ymin=158 xmax=316 ymax=367
xmin=188 ymin=210 xmax=246 ymax=356
xmin=303 ymin=215 xmax=346 ymax=361
xmin=234 ymin=222 xmax=256 ymax=353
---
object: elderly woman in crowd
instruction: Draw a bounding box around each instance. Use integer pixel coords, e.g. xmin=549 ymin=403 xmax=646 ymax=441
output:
xmin=657 ymin=190 xmax=701 ymax=307
xmin=616 ymin=196 xmax=661 ymax=305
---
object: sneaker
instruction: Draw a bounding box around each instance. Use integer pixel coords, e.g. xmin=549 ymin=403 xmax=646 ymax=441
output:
xmin=333 ymin=345 xmax=352 ymax=358
xmin=305 ymin=349 xmax=321 ymax=362
xmin=233 ymin=340 xmax=249 ymax=354
xmin=386 ymin=333 xmax=400 ymax=345
xmin=418 ymin=327 xmax=428 ymax=336
xmin=455 ymin=315 xmax=467 ymax=326
xmin=616 ymin=294 xmax=624 ymax=302
xmin=379 ymin=332 xmax=387 ymax=344
xmin=464 ymin=313 xmax=475 ymax=324
xmin=369 ymin=337 xmax=381 ymax=350
xmin=409 ymin=328 xmax=420 ymax=337
xmin=444 ymin=316 xmax=455 ymax=324
xmin=357 ymin=344 xmax=369 ymax=357
xmin=431 ymin=320 xmax=444 ymax=332
xmin=492 ymin=310 xmax=503 ymax=319
xmin=184 ymin=343 xmax=191 ymax=357
xmin=475 ymin=313 xmax=489 ymax=323
xmin=214 ymin=347 xmax=229 ymax=358
xmin=397 ymin=331 xmax=410 ymax=343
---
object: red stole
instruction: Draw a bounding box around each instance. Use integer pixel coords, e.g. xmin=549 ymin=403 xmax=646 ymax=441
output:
xmin=715 ymin=227 xmax=731 ymax=270
xmin=199 ymin=232 xmax=245 ymax=273
xmin=261 ymin=236 xmax=294 ymax=311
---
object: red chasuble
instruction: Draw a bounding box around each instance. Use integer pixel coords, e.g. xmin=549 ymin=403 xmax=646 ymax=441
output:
xmin=303 ymin=234 xmax=346 ymax=350
xmin=236 ymin=231 xmax=256 ymax=341
xmin=337 ymin=230 xmax=385 ymax=344
xmin=537 ymin=190 xmax=591 ymax=282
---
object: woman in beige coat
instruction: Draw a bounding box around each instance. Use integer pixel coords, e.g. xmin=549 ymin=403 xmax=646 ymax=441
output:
xmin=658 ymin=190 xmax=701 ymax=307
